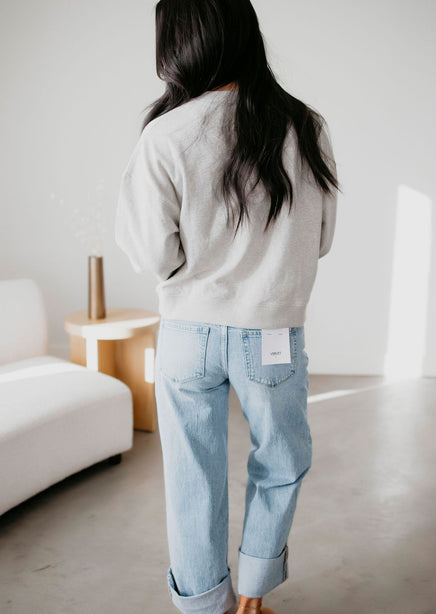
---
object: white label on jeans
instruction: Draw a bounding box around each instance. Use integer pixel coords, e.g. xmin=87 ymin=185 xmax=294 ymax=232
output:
xmin=261 ymin=328 xmax=291 ymax=365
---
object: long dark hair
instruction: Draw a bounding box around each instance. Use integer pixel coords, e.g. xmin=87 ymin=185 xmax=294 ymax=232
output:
xmin=141 ymin=0 xmax=342 ymax=236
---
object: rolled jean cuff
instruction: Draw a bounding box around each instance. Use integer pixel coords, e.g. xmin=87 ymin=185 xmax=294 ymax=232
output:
xmin=167 ymin=566 xmax=237 ymax=614
xmin=237 ymin=543 xmax=289 ymax=598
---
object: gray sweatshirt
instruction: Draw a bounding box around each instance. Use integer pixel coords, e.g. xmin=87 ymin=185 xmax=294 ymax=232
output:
xmin=115 ymin=89 xmax=338 ymax=329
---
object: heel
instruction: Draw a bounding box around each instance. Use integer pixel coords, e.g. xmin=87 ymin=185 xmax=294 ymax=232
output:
xmin=236 ymin=606 xmax=276 ymax=614
xmin=236 ymin=596 xmax=262 ymax=613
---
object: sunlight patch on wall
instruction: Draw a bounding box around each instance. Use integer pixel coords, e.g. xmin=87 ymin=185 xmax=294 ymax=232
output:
xmin=383 ymin=185 xmax=432 ymax=380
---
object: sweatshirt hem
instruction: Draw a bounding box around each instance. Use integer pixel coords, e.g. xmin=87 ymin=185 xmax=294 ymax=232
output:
xmin=157 ymin=294 xmax=307 ymax=329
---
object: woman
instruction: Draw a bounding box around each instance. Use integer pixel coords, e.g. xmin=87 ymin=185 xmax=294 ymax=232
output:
xmin=115 ymin=1 xmax=341 ymax=612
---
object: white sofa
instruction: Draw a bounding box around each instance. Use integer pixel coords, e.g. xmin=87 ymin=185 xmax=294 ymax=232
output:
xmin=0 ymin=278 xmax=134 ymax=516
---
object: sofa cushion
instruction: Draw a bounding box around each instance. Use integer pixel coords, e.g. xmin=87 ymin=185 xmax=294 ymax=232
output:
xmin=0 ymin=355 xmax=134 ymax=515
xmin=0 ymin=355 xmax=132 ymax=441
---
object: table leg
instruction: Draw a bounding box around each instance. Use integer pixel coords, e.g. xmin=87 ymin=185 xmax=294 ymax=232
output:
xmin=68 ymin=330 xmax=157 ymax=432
xmin=69 ymin=335 xmax=116 ymax=375
xmin=114 ymin=329 xmax=158 ymax=432
xmin=86 ymin=337 xmax=99 ymax=371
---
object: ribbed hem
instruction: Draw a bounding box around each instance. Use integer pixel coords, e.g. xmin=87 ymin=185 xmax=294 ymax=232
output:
xmin=167 ymin=566 xmax=237 ymax=614
xmin=158 ymin=293 xmax=307 ymax=329
xmin=237 ymin=544 xmax=289 ymax=598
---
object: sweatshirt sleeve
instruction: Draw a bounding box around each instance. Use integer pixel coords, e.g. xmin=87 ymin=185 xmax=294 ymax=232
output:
xmin=115 ymin=129 xmax=186 ymax=282
xmin=318 ymin=123 xmax=338 ymax=259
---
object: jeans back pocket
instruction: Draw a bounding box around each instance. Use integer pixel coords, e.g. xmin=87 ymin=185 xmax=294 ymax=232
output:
xmin=241 ymin=327 xmax=297 ymax=387
xmin=158 ymin=319 xmax=210 ymax=383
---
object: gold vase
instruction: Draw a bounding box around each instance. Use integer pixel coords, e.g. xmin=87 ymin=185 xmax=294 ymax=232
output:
xmin=88 ymin=255 xmax=106 ymax=320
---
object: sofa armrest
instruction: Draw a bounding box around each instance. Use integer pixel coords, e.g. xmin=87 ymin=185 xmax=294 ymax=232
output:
xmin=0 ymin=278 xmax=49 ymax=365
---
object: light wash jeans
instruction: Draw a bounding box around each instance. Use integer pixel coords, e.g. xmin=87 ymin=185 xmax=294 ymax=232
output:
xmin=155 ymin=317 xmax=312 ymax=614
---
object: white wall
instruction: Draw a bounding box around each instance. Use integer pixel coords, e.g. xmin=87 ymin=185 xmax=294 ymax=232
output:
xmin=1 ymin=0 xmax=435 ymax=376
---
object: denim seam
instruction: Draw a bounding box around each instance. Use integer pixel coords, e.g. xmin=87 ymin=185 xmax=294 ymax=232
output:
xmin=240 ymin=330 xmax=253 ymax=380
xmin=221 ymin=325 xmax=228 ymax=375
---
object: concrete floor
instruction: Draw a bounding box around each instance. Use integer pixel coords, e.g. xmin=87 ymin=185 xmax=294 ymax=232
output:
xmin=1 ymin=374 xmax=435 ymax=614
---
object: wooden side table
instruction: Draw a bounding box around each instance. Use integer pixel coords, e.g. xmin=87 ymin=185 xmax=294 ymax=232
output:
xmin=64 ymin=308 xmax=160 ymax=432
